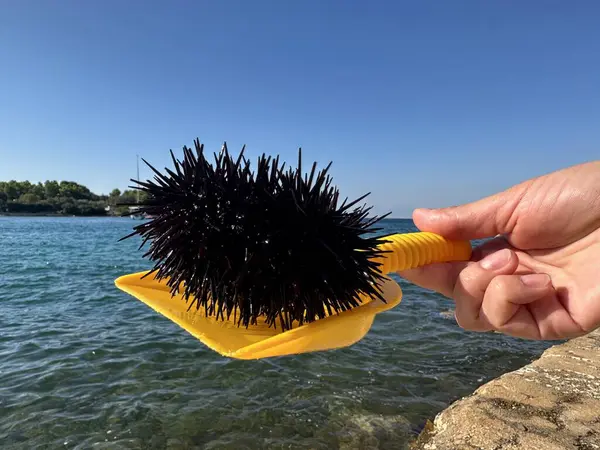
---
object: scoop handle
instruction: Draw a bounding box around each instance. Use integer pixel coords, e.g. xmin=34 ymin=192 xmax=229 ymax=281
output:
xmin=374 ymin=232 xmax=472 ymax=274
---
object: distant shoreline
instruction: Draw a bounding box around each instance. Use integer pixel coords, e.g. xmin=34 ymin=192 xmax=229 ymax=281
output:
xmin=0 ymin=212 xmax=117 ymax=218
xmin=0 ymin=213 xmax=410 ymax=220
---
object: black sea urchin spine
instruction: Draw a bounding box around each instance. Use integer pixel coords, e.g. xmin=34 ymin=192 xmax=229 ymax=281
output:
xmin=121 ymin=139 xmax=391 ymax=330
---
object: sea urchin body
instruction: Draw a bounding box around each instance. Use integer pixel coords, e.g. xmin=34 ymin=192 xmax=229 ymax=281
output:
xmin=121 ymin=139 xmax=390 ymax=330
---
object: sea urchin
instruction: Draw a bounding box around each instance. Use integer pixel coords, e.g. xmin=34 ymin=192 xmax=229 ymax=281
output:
xmin=120 ymin=139 xmax=391 ymax=330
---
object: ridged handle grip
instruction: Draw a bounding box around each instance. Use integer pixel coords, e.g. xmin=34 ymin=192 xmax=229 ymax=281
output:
xmin=374 ymin=232 xmax=472 ymax=274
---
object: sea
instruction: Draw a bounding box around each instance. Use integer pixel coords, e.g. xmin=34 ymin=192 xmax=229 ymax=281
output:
xmin=0 ymin=217 xmax=556 ymax=449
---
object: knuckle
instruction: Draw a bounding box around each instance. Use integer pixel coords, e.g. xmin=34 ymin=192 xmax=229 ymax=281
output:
xmin=488 ymin=276 xmax=512 ymax=298
xmin=454 ymin=309 xmax=491 ymax=332
xmin=453 ymin=266 xmax=483 ymax=297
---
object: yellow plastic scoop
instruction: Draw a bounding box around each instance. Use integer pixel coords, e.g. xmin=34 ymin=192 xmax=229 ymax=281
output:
xmin=115 ymin=232 xmax=471 ymax=359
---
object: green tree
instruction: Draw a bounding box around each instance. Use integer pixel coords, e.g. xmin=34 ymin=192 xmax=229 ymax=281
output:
xmin=32 ymin=182 xmax=45 ymax=200
xmin=109 ymin=188 xmax=122 ymax=207
xmin=58 ymin=181 xmax=92 ymax=200
xmin=5 ymin=180 xmax=20 ymax=200
xmin=44 ymin=180 xmax=60 ymax=199
xmin=20 ymin=181 xmax=33 ymax=195
xmin=119 ymin=189 xmax=138 ymax=204
xmin=0 ymin=178 xmax=118 ymax=216
xmin=19 ymin=193 xmax=40 ymax=204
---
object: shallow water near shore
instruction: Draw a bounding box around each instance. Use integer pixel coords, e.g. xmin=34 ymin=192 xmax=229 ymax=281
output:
xmin=0 ymin=217 xmax=555 ymax=449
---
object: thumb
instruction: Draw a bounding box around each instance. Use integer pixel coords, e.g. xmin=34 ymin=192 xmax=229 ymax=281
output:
xmin=412 ymin=183 xmax=529 ymax=241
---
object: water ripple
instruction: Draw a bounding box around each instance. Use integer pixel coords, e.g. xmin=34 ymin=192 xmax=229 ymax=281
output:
xmin=0 ymin=217 xmax=555 ymax=449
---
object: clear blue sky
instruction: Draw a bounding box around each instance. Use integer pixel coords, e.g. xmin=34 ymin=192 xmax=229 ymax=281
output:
xmin=1 ymin=1 xmax=599 ymax=217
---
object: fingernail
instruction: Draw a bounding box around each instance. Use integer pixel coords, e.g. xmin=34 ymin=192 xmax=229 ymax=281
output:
xmin=480 ymin=248 xmax=511 ymax=270
xmin=521 ymin=273 xmax=551 ymax=288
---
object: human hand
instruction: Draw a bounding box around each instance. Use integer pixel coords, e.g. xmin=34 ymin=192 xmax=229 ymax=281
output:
xmin=398 ymin=161 xmax=600 ymax=340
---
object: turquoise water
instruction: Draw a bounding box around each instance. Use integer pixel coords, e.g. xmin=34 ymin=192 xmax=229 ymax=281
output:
xmin=0 ymin=217 xmax=555 ymax=449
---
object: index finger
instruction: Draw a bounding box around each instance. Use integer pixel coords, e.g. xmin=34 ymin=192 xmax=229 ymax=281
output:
xmin=397 ymin=237 xmax=511 ymax=299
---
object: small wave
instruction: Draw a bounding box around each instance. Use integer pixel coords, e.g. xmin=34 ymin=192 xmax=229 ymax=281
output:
xmin=0 ymin=218 xmax=555 ymax=449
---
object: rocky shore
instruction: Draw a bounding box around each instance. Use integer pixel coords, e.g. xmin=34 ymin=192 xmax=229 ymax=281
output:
xmin=411 ymin=329 xmax=600 ymax=450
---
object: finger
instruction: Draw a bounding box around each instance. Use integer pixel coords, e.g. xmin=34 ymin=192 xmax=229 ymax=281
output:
xmin=397 ymin=261 xmax=469 ymax=299
xmin=489 ymin=287 xmax=584 ymax=341
xmin=452 ymin=248 xmax=520 ymax=332
xmin=411 ymin=182 xmax=530 ymax=241
xmin=480 ymin=273 xmax=553 ymax=337
xmin=471 ymin=235 xmax=511 ymax=261
xmin=526 ymin=290 xmax=588 ymax=340
xmin=397 ymin=237 xmax=512 ymax=299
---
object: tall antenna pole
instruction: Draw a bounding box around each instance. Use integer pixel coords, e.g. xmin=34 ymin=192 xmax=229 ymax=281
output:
xmin=136 ymin=154 xmax=140 ymax=204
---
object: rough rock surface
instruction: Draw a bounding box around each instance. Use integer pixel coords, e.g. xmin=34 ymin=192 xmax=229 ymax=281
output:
xmin=411 ymin=329 xmax=600 ymax=450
